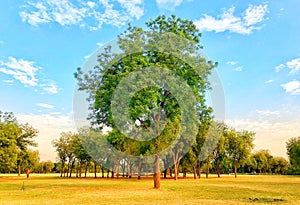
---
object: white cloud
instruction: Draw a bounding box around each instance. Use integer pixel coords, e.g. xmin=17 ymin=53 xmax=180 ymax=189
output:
xmin=254 ymin=110 xmax=280 ymax=117
xmin=96 ymin=42 xmax=104 ymax=47
xmin=264 ymin=79 xmax=274 ymax=84
xmin=41 ymin=82 xmax=59 ymax=94
xmin=117 ymin=0 xmax=144 ymax=19
xmin=36 ymin=103 xmax=54 ymax=109
xmin=0 ymin=56 xmax=60 ymax=94
xmin=156 ymin=0 xmax=184 ymax=10
xmin=234 ymin=66 xmax=243 ymax=72
xmin=16 ymin=113 xmax=76 ymax=161
xmin=281 ymin=80 xmax=300 ymax=95
xmin=3 ymin=79 xmax=14 ymax=85
xmin=286 ymin=58 xmax=300 ymax=74
xmin=0 ymin=41 xmax=4 ymax=44
xmin=227 ymin=61 xmax=238 ymax=65
xmin=20 ymin=0 xmax=144 ymax=30
xmin=194 ymin=3 xmax=268 ymax=34
xmin=0 ymin=57 xmax=40 ymax=86
xmin=275 ymin=64 xmax=285 ymax=72
xmin=275 ymin=58 xmax=300 ymax=74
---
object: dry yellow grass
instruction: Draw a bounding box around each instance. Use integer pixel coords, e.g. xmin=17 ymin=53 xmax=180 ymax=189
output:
xmin=0 ymin=174 xmax=299 ymax=205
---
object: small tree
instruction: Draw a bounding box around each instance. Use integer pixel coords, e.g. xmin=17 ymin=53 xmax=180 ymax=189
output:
xmin=227 ymin=129 xmax=254 ymax=178
xmin=286 ymin=137 xmax=300 ymax=174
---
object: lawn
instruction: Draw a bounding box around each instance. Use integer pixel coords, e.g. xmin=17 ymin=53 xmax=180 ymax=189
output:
xmin=0 ymin=174 xmax=299 ymax=205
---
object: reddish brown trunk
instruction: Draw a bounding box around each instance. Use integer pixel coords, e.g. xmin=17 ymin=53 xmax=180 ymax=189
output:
xmin=234 ymin=166 xmax=237 ymax=178
xmin=217 ymin=167 xmax=220 ymax=178
xmin=18 ymin=165 xmax=21 ymax=176
xmin=174 ymin=165 xmax=178 ymax=181
xmin=193 ymin=167 xmax=197 ymax=179
xmin=153 ymin=155 xmax=161 ymax=189
xmin=197 ymin=168 xmax=201 ymax=179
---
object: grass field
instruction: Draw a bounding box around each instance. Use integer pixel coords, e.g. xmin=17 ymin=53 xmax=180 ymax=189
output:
xmin=0 ymin=174 xmax=299 ymax=205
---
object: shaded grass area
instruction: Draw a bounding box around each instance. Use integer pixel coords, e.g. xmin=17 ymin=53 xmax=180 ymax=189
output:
xmin=0 ymin=174 xmax=299 ymax=205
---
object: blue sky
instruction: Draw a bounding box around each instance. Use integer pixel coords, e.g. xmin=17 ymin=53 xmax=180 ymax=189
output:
xmin=1 ymin=0 xmax=300 ymax=161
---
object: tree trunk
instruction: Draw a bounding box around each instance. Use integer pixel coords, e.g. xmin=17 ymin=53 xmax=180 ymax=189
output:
xmin=94 ymin=162 xmax=97 ymax=178
xmin=111 ymin=170 xmax=114 ymax=178
xmin=138 ymin=160 xmax=142 ymax=180
xmin=174 ymin=164 xmax=178 ymax=180
xmin=69 ymin=160 xmax=75 ymax=178
xmin=234 ymin=166 xmax=237 ymax=178
xmin=217 ymin=167 xmax=220 ymax=178
xmin=183 ymin=168 xmax=187 ymax=178
xmin=101 ymin=166 xmax=104 ymax=178
xmin=84 ymin=161 xmax=88 ymax=178
xmin=107 ymin=170 xmax=110 ymax=178
xmin=206 ymin=166 xmax=209 ymax=178
xmin=198 ymin=168 xmax=201 ymax=179
xmin=169 ymin=168 xmax=172 ymax=177
xmin=193 ymin=167 xmax=197 ymax=179
xmin=18 ymin=165 xmax=21 ymax=176
xmin=163 ymin=169 xmax=167 ymax=179
xmin=26 ymin=170 xmax=30 ymax=178
xmin=79 ymin=161 xmax=83 ymax=178
xmin=60 ymin=161 xmax=65 ymax=177
xmin=153 ymin=154 xmax=161 ymax=189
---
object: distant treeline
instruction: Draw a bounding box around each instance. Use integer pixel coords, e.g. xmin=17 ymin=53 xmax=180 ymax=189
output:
xmin=1 ymin=110 xmax=299 ymax=177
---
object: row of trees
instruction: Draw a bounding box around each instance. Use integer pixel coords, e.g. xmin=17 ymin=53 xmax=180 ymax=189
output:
xmin=52 ymin=122 xmax=291 ymax=181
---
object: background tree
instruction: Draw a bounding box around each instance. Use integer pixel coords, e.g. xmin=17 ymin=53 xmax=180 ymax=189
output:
xmin=18 ymin=150 xmax=39 ymax=178
xmin=227 ymin=129 xmax=254 ymax=178
xmin=286 ymin=137 xmax=300 ymax=174
xmin=0 ymin=111 xmax=38 ymax=175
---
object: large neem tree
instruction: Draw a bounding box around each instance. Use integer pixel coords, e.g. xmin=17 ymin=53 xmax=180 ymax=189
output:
xmin=75 ymin=15 xmax=216 ymax=188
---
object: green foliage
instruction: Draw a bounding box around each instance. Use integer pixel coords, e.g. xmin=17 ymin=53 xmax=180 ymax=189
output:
xmin=286 ymin=137 xmax=300 ymax=174
xmin=0 ymin=110 xmax=38 ymax=173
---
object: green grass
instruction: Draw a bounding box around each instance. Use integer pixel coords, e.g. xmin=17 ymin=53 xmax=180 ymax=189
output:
xmin=0 ymin=174 xmax=299 ymax=205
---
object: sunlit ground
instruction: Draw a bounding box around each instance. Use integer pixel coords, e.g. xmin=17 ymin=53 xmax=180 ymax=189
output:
xmin=0 ymin=174 xmax=299 ymax=205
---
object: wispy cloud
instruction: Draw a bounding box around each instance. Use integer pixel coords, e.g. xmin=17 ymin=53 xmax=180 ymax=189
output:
xmin=254 ymin=109 xmax=280 ymax=117
xmin=0 ymin=57 xmax=40 ymax=86
xmin=36 ymin=103 xmax=54 ymax=109
xmin=281 ymin=80 xmax=300 ymax=95
xmin=286 ymin=58 xmax=300 ymax=74
xmin=275 ymin=64 xmax=285 ymax=72
xmin=264 ymin=79 xmax=274 ymax=84
xmin=194 ymin=3 xmax=268 ymax=34
xmin=234 ymin=66 xmax=243 ymax=72
xmin=275 ymin=58 xmax=300 ymax=74
xmin=41 ymin=82 xmax=59 ymax=94
xmin=0 ymin=56 xmax=59 ymax=94
xmin=156 ymin=0 xmax=187 ymax=10
xmin=3 ymin=79 xmax=14 ymax=85
xmin=20 ymin=0 xmax=144 ymax=30
xmin=227 ymin=61 xmax=238 ymax=65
